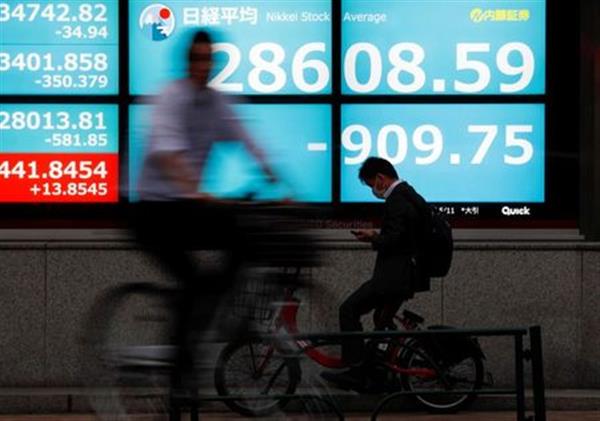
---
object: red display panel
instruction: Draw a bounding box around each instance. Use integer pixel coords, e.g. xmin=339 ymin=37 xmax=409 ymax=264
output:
xmin=0 ymin=153 xmax=118 ymax=202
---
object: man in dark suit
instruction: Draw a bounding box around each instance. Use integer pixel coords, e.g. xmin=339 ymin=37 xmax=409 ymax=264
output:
xmin=322 ymin=157 xmax=430 ymax=390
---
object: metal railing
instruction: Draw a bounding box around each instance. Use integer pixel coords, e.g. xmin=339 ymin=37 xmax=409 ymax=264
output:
xmin=169 ymin=325 xmax=546 ymax=421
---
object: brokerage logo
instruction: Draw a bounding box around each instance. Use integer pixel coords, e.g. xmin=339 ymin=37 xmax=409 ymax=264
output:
xmin=470 ymin=8 xmax=531 ymax=23
xmin=139 ymin=4 xmax=176 ymax=41
xmin=501 ymin=206 xmax=531 ymax=216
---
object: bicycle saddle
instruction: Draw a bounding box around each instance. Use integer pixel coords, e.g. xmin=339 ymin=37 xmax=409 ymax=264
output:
xmin=402 ymin=310 xmax=425 ymax=325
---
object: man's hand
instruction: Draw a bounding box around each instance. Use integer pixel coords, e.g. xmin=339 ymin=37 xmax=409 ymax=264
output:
xmin=351 ymin=229 xmax=378 ymax=243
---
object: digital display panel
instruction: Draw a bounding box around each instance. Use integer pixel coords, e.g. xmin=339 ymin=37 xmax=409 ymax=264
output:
xmin=129 ymin=104 xmax=331 ymax=201
xmin=342 ymin=0 xmax=545 ymax=95
xmin=0 ymin=104 xmax=119 ymax=202
xmin=129 ymin=1 xmax=332 ymax=95
xmin=0 ymin=0 xmax=579 ymax=225
xmin=341 ymin=104 xmax=545 ymax=203
xmin=0 ymin=1 xmax=119 ymax=95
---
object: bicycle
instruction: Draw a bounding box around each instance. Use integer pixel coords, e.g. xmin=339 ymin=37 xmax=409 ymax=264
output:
xmin=79 ymin=201 xmax=324 ymax=419
xmin=214 ymin=272 xmax=487 ymax=417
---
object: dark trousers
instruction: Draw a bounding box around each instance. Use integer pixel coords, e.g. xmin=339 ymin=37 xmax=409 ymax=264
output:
xmin=129 ymin=201 xmax=245 ymax=388
xmin=339 ymin=280 xmax=408 ymax=365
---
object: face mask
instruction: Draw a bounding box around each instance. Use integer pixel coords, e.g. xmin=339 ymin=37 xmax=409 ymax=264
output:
xmin=371 ymin=178 xmax=386 ymax=199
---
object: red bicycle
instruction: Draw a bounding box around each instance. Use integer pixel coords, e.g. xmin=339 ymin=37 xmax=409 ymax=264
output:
xmin=214 ymin=271 xmax=486 ymax=417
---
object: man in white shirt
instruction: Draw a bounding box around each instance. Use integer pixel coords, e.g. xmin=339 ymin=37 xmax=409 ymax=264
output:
xmin=131 ymin=30 xmax=276 ymax=392
xmin=138 ymin=31 xmax=274 ymax=200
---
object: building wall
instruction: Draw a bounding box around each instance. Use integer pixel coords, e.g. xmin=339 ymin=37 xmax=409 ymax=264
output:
xmin=0 ymin=240 xmax=599 ymax=389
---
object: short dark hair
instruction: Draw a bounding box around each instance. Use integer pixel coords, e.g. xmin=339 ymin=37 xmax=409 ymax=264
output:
xmin=192 ymin=30 xmax=212 ymax=45
xmin=358 ymin=157 xmax=398 ymax=183
xmin=188 ymin=30 xmax=213 ymax=63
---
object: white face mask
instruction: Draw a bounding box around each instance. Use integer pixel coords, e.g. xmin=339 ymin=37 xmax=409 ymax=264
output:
xmin=371 ymin=178 xmax=386 ymax=199
xmin=371 ymin=186 xmax=384 ymax=199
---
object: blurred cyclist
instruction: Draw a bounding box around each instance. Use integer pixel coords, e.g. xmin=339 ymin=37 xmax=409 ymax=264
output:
xmin=131 ymin=29 xmax=277 ymax=392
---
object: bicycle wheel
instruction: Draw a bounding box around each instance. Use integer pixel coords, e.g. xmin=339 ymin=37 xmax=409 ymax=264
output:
xmin=400 ymin=339 xmax=484 ymax=413
xmin=214 ymin=339 xmax=301 ymax=417
xmin=81 ymin=283 xmax=177 ymax=420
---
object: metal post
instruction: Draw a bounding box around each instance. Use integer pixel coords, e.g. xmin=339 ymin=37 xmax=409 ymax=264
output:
xmin=169 ymin=396 xmax=181 ymax=421
xmin=191 ymin=404 xmax=199 ymax=421
xmin=530 ymin=326 xmax=547 ymax=421
xmin=515 ymin=334 xmax=526 ymax=421
xmin=169 ymin=408 xmax=181 ymax=421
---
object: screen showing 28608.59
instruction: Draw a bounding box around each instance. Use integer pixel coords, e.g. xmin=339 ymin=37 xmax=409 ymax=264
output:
xmin=0 ymin=0 xmax=552 ymax=213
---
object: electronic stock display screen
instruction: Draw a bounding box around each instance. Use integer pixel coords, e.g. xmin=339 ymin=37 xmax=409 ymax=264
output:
xmin=0 ymin=1 xmax=119 ymax=95
xmin=342 ymin=0 xmax=545 ymax=95
xmin=0 ymin=104 xmax=118 ymax=202
xmin=130 ymin=0 xmax=332 ymax=95
xmin=341 ymin=104 xmax=545 ymax=204
xmin=129 ymin=103 xmax=331 ymax=202
xmin=0 ymin=1 xmax=119 ymax=203
xmin=0 ymin=0 xmax=580 ymax=224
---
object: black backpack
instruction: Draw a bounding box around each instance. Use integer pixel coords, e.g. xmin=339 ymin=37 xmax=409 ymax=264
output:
xmin=422 ymin=207 xmax=453 ymax=278
xmin=400 ymin=185 xmax=454 ymax=278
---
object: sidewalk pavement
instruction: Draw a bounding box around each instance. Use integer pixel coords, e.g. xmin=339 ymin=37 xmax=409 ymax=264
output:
xmin=0 ymin=412 xmax=598 ymax=421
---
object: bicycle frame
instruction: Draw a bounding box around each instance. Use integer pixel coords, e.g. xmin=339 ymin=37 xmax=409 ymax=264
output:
xmin=264 ymin=287 xmax=438 ymax=380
